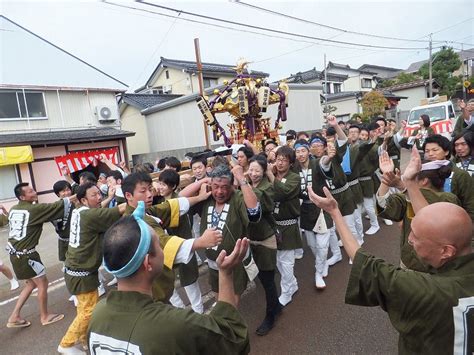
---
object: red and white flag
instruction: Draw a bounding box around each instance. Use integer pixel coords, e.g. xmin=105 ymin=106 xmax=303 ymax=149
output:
xmin=54 ymin=148 xmax=118 ymax=174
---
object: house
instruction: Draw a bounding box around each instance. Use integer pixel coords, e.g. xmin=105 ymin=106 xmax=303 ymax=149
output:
xmin=134 ymin=57 xmax=269 ymax=95
xmin=0 ymin=15 xmax=132 ymax=208
xmin=119 ymin=93 xmax=182 ymax=160
xmin=378 ymin=79 xmax=439 ymax=118
xmin=405 ymin=47 xmax=474 ymax=77
xmin=136 ymin=84 xmax=323 ymax=161
xmin=357 ymin=64 xmax=403 ymax=79
xmin=323 ymin=91 xmax=363 ymax=121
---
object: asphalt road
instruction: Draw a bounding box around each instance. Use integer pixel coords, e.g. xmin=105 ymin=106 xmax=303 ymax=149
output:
xmin=0 ymin=218 xmax=400 ymax=354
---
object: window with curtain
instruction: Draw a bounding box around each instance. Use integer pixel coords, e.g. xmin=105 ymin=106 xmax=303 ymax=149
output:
xmin=0 ymin=165 xmax=19 ymax=199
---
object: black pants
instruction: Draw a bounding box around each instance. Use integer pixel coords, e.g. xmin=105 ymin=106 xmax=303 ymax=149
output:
xmin=257 ymin=270 xmax=279 ymax=315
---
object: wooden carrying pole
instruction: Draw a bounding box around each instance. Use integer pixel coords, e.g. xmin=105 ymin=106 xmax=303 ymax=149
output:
xmin=194 ymin=38 xmax=211 ymax=149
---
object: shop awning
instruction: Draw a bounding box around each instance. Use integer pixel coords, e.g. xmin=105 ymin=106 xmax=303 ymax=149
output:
xmin=0 ymin=146 xmax=33 ymax=166
xmin=54 ymin=147 xmax=119 ymax=174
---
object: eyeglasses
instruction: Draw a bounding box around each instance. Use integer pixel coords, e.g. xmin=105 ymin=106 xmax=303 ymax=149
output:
xmin=276 ymin=157 xmax=289 ymax=163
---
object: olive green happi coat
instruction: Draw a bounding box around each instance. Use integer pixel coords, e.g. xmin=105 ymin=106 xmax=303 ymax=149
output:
xmin=160 ymin=193 xmax=199 ymax=287
xmin=346 ymin=249 xmax=474 ymax=355
xmin=198 ymin=191 xmax=250 ymax=293
xmin=358 ymin=143 xmax=379 ymax=198
xmin=124 ymin=199 xmax=185 ymax=303
xmin=52 ymin=203 xmax=74 ymax=262
xmin=295 ymin=159 xmax=333 ymax=231
xmin=65 ymin=206 xmax=122 ymax=295
xmin=8 ymin=199 xmax=68 ymax=279
xmin=325 ymin=141 xmax=356 ymax=216
xmin=346 ymin=141 xmax=375 ymax=205
xmin=273 ymin=170 xmax=302 ymax=250
xmin=248 ymin=177 xmax=277 ymax=271
xmin=377 ymin=189 xmax=460 ymax=272
xmin=0 ymin=213 xmax=7 ymax=227
xmin=87 ymin=291 xmax=250 ymax=355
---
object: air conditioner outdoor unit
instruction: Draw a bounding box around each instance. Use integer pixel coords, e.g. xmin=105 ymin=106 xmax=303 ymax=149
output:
xmin=163 ymin=85 xmax=172 ymax=94
xmin=96 ymin=106 xmax=116 ymax=122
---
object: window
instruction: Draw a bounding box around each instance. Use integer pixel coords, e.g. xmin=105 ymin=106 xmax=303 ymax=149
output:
xmin=0 ymin=165 xmax=19 ymax=199
xmin=0 ymin=91 xmax=47 ymax=120
xmin=333 ymin=83 xmax=342 ymax=93
xmin=165 ymin=70 xmax=170 ymax=80
xmin=151 ymin=87 xmax=164 ymax=94
xmin=203 ymin=77 xmax=218 ymax=89
xmin=361 ymin=79 xmax=372 ymax=88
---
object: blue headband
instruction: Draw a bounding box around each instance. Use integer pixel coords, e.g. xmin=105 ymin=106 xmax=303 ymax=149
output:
xmin=104 ymin=201 xmax=152 ymax=278
xmin=310 ymin=137 xmax=324 ymax=146
xmin=294 ymin=142 xmax=310 ymax=151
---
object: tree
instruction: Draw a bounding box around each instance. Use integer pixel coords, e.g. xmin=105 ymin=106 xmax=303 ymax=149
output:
xmin=396 ymin=72 xmax=419 ymax=84
xmin=418 ymin=47 xmax=462 ymax=97
xmin=360 ymin=91 xmax=389 ymax=120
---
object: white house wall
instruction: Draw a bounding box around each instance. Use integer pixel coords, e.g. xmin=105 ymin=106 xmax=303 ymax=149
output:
xmin=146 ymin=100 xmax=209 ymax=152
xmin=392 ymin=86 xmax=427 ymax=112
xmin=120 ymin=105 xmax=150 ymax=160
xmin=1 ymin=90 xmax=120 ymax=132
xmin=329 ymin=97 xmax=360 ymax=118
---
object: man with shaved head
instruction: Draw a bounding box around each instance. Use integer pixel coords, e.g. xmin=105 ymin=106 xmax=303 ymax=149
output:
xmin=308 ymin=149 xmax=474 ymax=354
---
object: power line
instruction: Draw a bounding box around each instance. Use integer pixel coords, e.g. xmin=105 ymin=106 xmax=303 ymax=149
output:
xmin=133 ymin=0 xmax=430 ymax=51
xmin=232 ymin=0 xmax=447 ymax=44
xmin=104 ymin=1 xmax=422 ymax=53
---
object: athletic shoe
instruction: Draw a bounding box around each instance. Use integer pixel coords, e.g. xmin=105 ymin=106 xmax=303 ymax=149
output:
xmin=256 ymin=314 xmax=275 ymax=336
xmin=383 ymin=219 xmax=393 ymax=226
xmin=315 ymin=274 xmax=326 ymax=289
xmin=57 ymin=344 xmax=86 ymax=354
xmin=327 ymin=254 xmax=342 ymax=266
xmin=364 ymin=215 xmax=370 ymax=220
xmin=365 ymin=226 xmax=380 ymax=235
xmin=10 ymin=278 xmax=19 ymax=291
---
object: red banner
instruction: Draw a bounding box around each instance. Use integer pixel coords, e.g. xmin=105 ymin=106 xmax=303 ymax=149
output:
xmin=54 ymin=148 xmax=118 ymax=174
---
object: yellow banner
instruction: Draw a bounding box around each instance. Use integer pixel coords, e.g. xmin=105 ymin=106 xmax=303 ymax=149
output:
xmin=0 ymin=146 xmax=34 ymax=167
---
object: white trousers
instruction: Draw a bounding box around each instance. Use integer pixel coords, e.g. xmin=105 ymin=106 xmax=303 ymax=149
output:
xmin=329 ymin=227 xmax=342 ymax=257
xmin=169 ymin=281 xmax=203 ymax=314
xmin=363 ymin=196 xmax=380 ymax=229
xmin=353 ymin=205 xmax=364 ymax=244
xmin=305 ymin=230 xmax=330 ymax=280
xmin=276 ymin=249 xmax=298 ymax=305
xmin=343 ymin=213 xmax=363 ymax=246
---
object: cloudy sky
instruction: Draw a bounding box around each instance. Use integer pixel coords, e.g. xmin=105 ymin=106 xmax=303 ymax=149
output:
xmin=2 ymin=0 xmax=473 ymax=91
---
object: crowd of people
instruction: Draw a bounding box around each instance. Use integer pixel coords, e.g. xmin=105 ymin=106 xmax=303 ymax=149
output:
xmin=0 ymin=98 xmax=473 ymax=354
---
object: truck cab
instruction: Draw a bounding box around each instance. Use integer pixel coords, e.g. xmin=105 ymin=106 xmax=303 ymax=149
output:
xmin=405 ymin=95 xmax=456 ymax=139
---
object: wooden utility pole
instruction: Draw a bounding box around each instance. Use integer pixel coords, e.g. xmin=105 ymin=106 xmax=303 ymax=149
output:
xmin=324 ymin=53 xmax=328 ymax=115
xmin=194 ymin=38 xmax=211 ymax=149
xmin=428 ymin=33 xmax=433 ymax=98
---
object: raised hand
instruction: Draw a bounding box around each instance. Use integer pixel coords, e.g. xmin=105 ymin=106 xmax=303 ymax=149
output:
xmin=401 ymin=148 xmax=422 ymax=182
xmin=308 ymin=187 xmax=338 ymax=215
xmin=231 ymin=164 xmax=245 ymax=181
xmin=199 ymin=227 xmax=223 ymax=249
xmin=326 ymin=115 xmax=338 ymax=127
xmin=381 ymin=169 xmax=405 ymax=190
xmin=379 ymin=151 xmax=395 ymax=174
xmin=459 ymin=99 xmax=466 ymax=110
xmin=216 ymin=237 xmax=249 ymax=274
xmin=327 ymin=142 xmax=336 ymax=159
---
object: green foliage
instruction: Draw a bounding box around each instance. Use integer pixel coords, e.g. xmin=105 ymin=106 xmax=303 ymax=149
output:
xmin=360 ymin=91 xmax=389 ymax=120
xmin=377 ymin=79 xmax=396 ymax=88
xmin=396 ymin=72 xmax=419 ymax=84
xmin=418 ymin=47 xmax=462 ymax=97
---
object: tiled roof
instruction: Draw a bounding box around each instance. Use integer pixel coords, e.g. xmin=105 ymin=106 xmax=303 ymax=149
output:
xmin=121 ymin=94 xmax=182 ymax=110
xmin=358 ymin=64 xmax=403 ymax=72
xmin=325 ymin=91 xmax=362 ymax=101
xmin=380 ymin=79 xmax=431 ymax=91
xmin=0 ymin=128 xmax=135 ymax=147
xmin=160 ymin=57 xmax=269 ymax=77
xmin=405 ymin=59 xmax=428 ymax=73
xmin=285 ymin=68 xmax=322 ymax=83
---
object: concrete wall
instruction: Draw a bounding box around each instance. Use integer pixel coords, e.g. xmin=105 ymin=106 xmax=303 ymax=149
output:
xmin=392 ymin=86 xmax=427 ymax=112
xmin=120 ymin=105 xmax=150 ymax=160
xmin=328 ymin=97 xmax=361 ymax=119
xmin=0 ymin=90 xmax=120 ymax=133
xmin=143 ymin=85 xmax=323 ymax=156
xmin=344 ymin=75 xmax=375 ymax=92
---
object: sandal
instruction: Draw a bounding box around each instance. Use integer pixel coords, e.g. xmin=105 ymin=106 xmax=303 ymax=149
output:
xmin=7 ymin=319 xmax=31 ymax=328
xmin=41 ymin=313 xmax=64 ymax=326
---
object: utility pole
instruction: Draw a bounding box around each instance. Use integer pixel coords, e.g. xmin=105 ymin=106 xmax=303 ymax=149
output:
xmin=461 ymin=43 xmax=467 ymax=100
xmin=194 ymin=38 xmax=211 ymax=149
xmin=324 ymin=53 xmax=328 ymax=115
xmin=428 ymin=33 xmax=433 ymax=98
